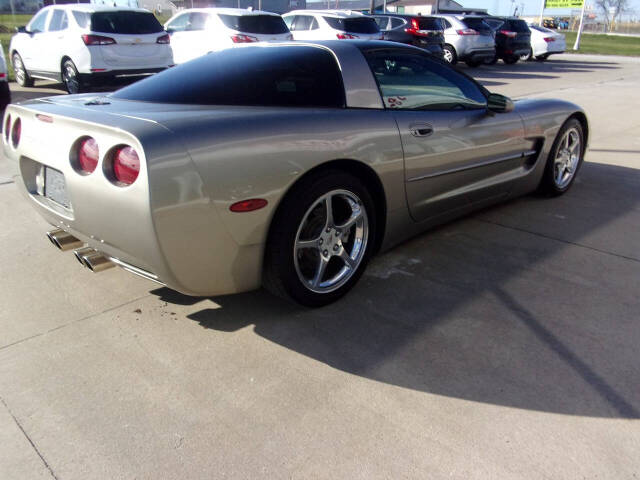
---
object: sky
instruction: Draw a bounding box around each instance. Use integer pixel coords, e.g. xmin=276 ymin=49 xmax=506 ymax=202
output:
xmin=459 ymin=0 xmax=640 ymax=18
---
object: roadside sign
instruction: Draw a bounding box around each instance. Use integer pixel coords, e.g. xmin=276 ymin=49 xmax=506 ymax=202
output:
xmin=545 ymin=0 xmax=584 ymax=7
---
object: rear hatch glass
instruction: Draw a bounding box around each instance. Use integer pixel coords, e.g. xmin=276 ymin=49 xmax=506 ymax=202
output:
xmin=416 ymin=17 xmax=443 ymax=30
xmin=461 ymin=18 xmax=492 ymax=34
xmin=505 ymin=20 xmax=530 ymax=33
xmin=90 ymin=11 xmax=163 ymax=34
xmin=218 ymin=14 xmax=289 ymax=34
xmin=324 ymin=17 xmax=380 ymax=34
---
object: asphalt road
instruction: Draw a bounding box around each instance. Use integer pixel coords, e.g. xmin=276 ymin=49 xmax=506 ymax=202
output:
xmin=1 ymin=54 xmax=639 ymax=479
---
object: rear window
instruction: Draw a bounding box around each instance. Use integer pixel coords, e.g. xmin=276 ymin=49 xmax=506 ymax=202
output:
xmin=530 ymin=25 xmax=552 ymax=33
xmin=461 ymin=18 xmax=492 ymax=33
xmin=111 ymin=46 xmax=345 ymax=108
xmin=505 ymin=20 xmax=530 ymax=32
xmin=323 ymin=17 xmax=380 ymax=34
xmin=218 ymin=14 xmax=289 ymax=34
xmin=416 ymin=17 xmax=443 ymax=30
xmin=90 ymin=11 xmax=163 ymax=34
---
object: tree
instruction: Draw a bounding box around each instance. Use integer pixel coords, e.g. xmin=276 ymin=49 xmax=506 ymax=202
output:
xmin=595 ymin=0 xmax=629 ymax=31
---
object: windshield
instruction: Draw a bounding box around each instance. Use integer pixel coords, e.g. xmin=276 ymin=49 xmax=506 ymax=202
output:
xmin=324 ymin=17 xmax=380 ymax=34
xmin=218 ymin=14 xmax=289 ymax=34
xmin=90 ymin=12 xmax=163 ymax=34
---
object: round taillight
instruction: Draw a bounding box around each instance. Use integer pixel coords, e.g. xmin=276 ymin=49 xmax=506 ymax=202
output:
xmin=4 ymin=115 xmax=11 ymax=142
xmin=77 ymin=137 xmax=98 ymax=174
xmin=113 ymin=146 xmax=139 ymax=185
xmin=11 ymin=117 xmax=21 ymax=148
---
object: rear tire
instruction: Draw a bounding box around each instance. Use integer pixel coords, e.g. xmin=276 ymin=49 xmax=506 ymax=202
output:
xmin=535 ymin=54 xmax=549 ymax=61
xmin=62 ymin=59 xmax=85 ymax=94
xmin=442 ymin=45 xmax=457 ymax=65
xmin=503 ymin=56 xmax=519 ymax=65
xmin=12 ymin=53 xmax=33 ymax=87
xmin=520 ymin=48 xmax=533 ymax=62
xmin=538 ymin=118 xmax=585 ymax=196
xmin=484 ymin=54 xmax=498 ymax=65
xmin=264 ymin=170 xmax=377 ymax=307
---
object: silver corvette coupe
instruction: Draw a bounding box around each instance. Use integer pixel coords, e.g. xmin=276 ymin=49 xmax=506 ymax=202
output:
xmin=2 ymin=41 xmax=587 ymax=306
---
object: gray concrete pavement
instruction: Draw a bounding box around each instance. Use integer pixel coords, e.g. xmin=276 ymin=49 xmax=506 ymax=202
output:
xmin=1 ymin=54 xmax=639 ymax=479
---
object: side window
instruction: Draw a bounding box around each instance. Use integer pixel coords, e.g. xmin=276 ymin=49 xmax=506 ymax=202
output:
xmin=292 ymin=15 xmax=312 ymax=31
xmin=48 ymin=10 xmax=68 ymax=32
xmin=363 ymin=50 xmax=487 ymax=110
xmin=187 ymin=12 xmax=208 ymax=31
xmin=28 ymin=9 xmax=49 ymax=33
xmin=166 ymin=13 xmax=189 ymax=32
xmin=373 ymin=17 xmax=389 ymax=30
xmin=72 ymin=11 xmax=90 ymax=28
xmin=442 ymin=19 xmax=452 ymax=29
xmin=390 ymin=18 xmax=405 ymax=29
xmin=310 ymin=18 xmax=319 ymax=30
xmin=283 ymin=16 xmax=294 ymax=29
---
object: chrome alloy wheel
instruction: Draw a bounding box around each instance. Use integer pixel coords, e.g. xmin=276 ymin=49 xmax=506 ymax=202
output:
xmin=553 ymin=127 xmax=581 ymax=189
xmin=13 ymin=54 xmax=26 ymax=85
xmin=443 ymin=48 xmax=453 ymax=63
xmin=294 ymin=189 xmax=369 ymax=294
xmin=63 ymin=62 xmax=79 ymax=94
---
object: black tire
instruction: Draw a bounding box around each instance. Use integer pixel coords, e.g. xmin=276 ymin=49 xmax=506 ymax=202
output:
xmin=535 ymin=54 xmax=549 ymax=61
xmin=264 ymin=170 xmax=377 ymax=307
xmin=520 ymin=48 xmax=533 ymax=62
xmin=442 ymin=44 xmax=457 ymax=65
xmin=503 ymin=56 xmax=519 ymax=65
xmin=465 ymin=59 xmax=482 ymax=67
xmin=484 ymin=54 xmax=498 ymax=65
xmin=12 ymin=53 xmax=33 ymax=87
xmin=61 ymin=59 xmax=85 ymax=94
xmin=538 ymin=118 xmax=585 ymax=196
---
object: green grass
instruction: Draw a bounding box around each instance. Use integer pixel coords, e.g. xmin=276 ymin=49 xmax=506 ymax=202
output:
xmin=563 ymin=31 xmax=640 ymax=56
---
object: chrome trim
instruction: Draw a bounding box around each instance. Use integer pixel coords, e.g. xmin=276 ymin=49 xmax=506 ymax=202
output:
xmin=107 ymin=256 xmax=163 ymax=284
xmin=407 ymin=149 xmax=538 ymax=183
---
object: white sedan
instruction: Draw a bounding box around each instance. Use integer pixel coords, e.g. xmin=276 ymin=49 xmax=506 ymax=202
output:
xmin=522 ymin=24 xmax=566 ymax=61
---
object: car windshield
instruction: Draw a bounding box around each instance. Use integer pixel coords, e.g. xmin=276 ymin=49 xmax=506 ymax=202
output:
xmin=323 ymin=17 xmax=380 ymax=34
xmin=218 ymin=14 xmax=289 ymax=34
xmin=90 ymin=11 xmax=163 ymax=34
xmin=111 ymin=46 xmax=345 ymax=108
xmin=415 ymin=17 xmax=443 ymax=30
xmin=461 ymin=17 xmax=492 ymax=33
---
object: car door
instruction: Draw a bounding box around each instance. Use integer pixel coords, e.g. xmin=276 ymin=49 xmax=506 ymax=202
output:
xmin=362 ymin=48 xmax=532 ymax=222
xmin=21 ymin=9 xmax=50 ymax=71
xmin=43 ymin=9 xmax=69 ymax=75
xmin=166 ymin=12 xmax=191 ymax=64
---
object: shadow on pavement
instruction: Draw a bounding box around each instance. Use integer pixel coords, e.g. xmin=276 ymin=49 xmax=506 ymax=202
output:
xmin=153 ymin=160 xmax=640 ymax=420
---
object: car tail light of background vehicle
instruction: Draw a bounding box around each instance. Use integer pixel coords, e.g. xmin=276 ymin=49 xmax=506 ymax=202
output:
xmin=544 ymin=37 xmax=556 ymax=43
xmin=456 ymin=29 xmax=479 ymax=35
xmin=230 ymin=34 xmax=258 ymax=43
xmin=405 ymin=19 xmax=433 ymax=37
xmin=11 ymin=118 xmax=21 ymax=148
xmin=499 ymin=30 xmax=518 ymax=38
xmin=82 ymin=34 xmax=117 ymax=46
xmin=336 ymin=33 xmax=359 ymax=39
xmin=77 ymin=137 xmax=99 ymax=175
xmin=112 ymin=146 xmax=140 ymax=186
xmin=0 ymin=73 xmax=5 ymax=80
xmin=157 ymin=34 xmax=170 ymax=44
xmin=4 ymin=114 xmax=10 ymax=142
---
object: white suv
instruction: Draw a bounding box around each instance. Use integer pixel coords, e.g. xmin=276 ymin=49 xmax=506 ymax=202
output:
xmin=283 ymin=10 xmax=382 ymax=41
xmin=165 ymin=8 xmax=292 ymax=64
xmin=10 ymin=5 xmax=173 ymax=94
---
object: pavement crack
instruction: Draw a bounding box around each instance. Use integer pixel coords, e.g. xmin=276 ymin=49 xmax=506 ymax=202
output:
xmin=0 ymin=180 xmax=15 ymax=186
xmin=0 ymin=293 xmax=153 ymax=352
xmin=476 ymin=217 xmax=640 ymax=263
xmin=0 ymin=396 xmax=60 ymax=480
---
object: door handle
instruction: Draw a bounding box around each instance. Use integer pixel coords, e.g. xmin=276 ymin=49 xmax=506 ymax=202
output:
xmin=409 ymin=124 xmax=434 ymax=137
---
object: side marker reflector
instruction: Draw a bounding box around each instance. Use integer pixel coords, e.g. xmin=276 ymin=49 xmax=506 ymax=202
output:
xmin=230 ymin=199 xmax=268 ymax=213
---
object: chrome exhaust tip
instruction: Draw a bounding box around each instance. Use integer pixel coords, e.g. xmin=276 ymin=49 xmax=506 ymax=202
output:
xmin=47 ymin=229 xmax=83 ymax=251
xmin=78 ymin=249 xmax=115 ymax=273
xmin=73 ymin=247 xmax=95 ymax=267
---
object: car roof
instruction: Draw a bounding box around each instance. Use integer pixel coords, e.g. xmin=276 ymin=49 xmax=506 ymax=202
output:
xmin=285 ymin=9 xmax=366 ymax=18
xmin=174 ymin=7 xmax=280 ymax=17
xmin=44 ymin=4 xmax=151 ymax=13
xmin=371 ymin=13 xmax=438 ymax=19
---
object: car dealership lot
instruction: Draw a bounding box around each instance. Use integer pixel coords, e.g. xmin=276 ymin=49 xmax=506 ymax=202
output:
xmin=1 ymin=54 xmax=639 ymax=479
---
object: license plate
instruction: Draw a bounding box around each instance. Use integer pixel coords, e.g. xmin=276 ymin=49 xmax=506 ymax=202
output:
xmin=44 ymin=167 xmax=70 ymax=209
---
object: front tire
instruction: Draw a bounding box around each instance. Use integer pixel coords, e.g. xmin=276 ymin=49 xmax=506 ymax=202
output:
xmin=264 ymin=170 xmax=377 ymax=307
xmin=12 ymin=53 xmax=33 ymax=87
xmin=538 ymin=118 xmax=585 ymax=196
xmin=442 ymin=45 xmax=457 ymax=65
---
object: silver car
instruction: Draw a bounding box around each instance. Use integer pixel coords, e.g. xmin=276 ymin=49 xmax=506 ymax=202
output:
xmin=433 ymin=14 xmax=496 ymax=66
xmin=2 ymin=41 xmax=587 ymax=307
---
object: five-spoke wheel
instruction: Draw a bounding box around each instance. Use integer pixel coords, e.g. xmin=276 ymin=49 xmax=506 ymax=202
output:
xmin=539 ymin=118 xmax=585 ymax=195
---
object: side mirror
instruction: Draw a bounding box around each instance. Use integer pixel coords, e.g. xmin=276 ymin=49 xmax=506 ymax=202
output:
xmin=487 ymin=93 xmax=514 ymax=113
xmin=16 ymin=25 xmax=27 ymax=34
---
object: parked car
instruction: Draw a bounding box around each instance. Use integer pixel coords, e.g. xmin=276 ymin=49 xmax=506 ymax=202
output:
xmin=370 ymin=13 xmax=445 ymax=58
xmin=482 ymin=16 xmax=531 ymax=64
xmin=9 ymin=5 xmax=173 ymax=94
xmin=2 ymin=41 xmax=588 ymax=306
xmin=523 ymin=24 xmax=566 ymax=61
xmin=283 ymin=10 xmax=381 ymax=41
xmin=0 ymin=43 xmax=10 ymax=110
xmin=165 ymin=8 xmax=292 ymax=64
xmin=432 ymin=14 xmax=495 ymax=67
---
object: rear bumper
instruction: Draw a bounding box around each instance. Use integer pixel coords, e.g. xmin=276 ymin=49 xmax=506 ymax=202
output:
xmin=461 ymin=48 xmax=496 ymax=61
xmin=79 ymin=67 xmax=168 ymax=84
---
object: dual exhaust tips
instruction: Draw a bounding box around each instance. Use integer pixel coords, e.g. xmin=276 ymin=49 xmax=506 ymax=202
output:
xmin=47 ymin=228 xmax=115 ymax=273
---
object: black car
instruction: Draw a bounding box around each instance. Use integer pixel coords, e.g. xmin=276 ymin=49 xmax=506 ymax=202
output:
xmin=0 ymin=81 xmax=10 ymax=111
xmin=482 ymin=17 xmax=531 ymax=64
xmin=371 ymin=14 xmax=445 ymax=58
